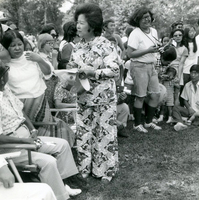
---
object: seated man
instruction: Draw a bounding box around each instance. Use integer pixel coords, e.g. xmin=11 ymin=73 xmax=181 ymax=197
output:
xmin=0 ymin=155 xmax=56 ymax=200
xmin=0 ymin=62 xmax=81 ymax=200
xmin=172 ymin=65 xmax=199 ymax=131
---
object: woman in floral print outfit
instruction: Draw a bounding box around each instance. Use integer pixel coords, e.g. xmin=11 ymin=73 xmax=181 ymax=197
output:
xmin=68 ymin=3 xmax=120 ymax=183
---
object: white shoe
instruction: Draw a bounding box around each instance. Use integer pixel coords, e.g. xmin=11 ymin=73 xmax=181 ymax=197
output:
xmin=166 ymin=117 xmax=174 ymax=124
xmin=133 ymin=124 xmax=148 ymax=133
xmin=65 ymin=184 xmax=82 ymax=196
xmin=174 ymin=122 xmax=187 ymax=131
xmin=144 ymin=122 xmax=162 ymax=130
xmin=157 ymin=115 xmax=164 ymax=122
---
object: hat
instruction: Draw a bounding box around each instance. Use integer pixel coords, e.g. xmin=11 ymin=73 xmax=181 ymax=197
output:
xmin=161 ymin=45 xmax=177 ymax=62
xmin=37 ymin=33 xmax=53 ymax=50
xmin=190 ymin=64 xmax=199 ymax=73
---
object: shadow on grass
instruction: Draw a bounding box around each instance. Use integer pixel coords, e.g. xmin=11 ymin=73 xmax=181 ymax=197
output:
xmin=72 ymin=121 xmax=199 ymax=200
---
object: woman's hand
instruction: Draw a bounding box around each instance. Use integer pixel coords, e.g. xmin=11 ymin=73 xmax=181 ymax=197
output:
xmin=25 ymin=51 xmax=42 ymax=63
xmin=147 ymin=45 xmax=159 ymax=53
xmin=79 ymin=68 xmax=95 ymax=78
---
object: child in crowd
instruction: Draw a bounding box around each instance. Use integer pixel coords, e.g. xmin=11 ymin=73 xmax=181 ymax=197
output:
xmin=156 ymin=44 xmax=178 ymax=123
xmin=158 ymin=66 xmax=180 ymax=123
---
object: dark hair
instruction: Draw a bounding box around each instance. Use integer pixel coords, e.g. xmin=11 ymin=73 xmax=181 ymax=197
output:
xmin=161 ymin=34 xmax=170 ymax=43
xmin=125 ymin=26 xmax=134 ymax=37
xmin=171 ymin=21 xmax=183 ymax=30
xmin=183 ymin=26 xmax=197 ymax=53
xmin=190 ymin=64 xmax=199 ymax=73
xmin=74 ymin=3 xmax=103 ymax=36
xmin=1 ymin=30 xmax=24 ymax=50
xmin=103 ymin=18 xmax=115 ymax=28
xmin=170 ymin=28 xmax=184 ymax=47
xmin=39 ymin=23 xmax=59 ymax=37
xmin=128 ymin=6 xmax=154 ymax=27
xmin=62 ymin=21 xmax=77 ymax=42
xmin=166 ymin=66 xmax=177 ymax=77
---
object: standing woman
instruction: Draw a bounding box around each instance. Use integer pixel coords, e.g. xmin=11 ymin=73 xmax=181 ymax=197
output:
xmin=68 ymin=3 xmax=120 ymax=182
xmin=127 ymin=6 xmax=161 ymax=133
xmin=181 ymin=26 xmax=198 ymax=89
xmin=170 ymin=28 xmax=188 ymax=106
xmin=57 ymin=21 xmax=80 ymax=69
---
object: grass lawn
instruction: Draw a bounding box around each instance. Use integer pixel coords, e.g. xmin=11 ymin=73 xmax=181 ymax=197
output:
xmin=72 ymin=120 xmax=199 ymax=200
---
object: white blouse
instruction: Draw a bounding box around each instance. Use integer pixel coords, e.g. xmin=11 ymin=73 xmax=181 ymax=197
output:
xmin=7 ymin=53 xmax=48 ymax=99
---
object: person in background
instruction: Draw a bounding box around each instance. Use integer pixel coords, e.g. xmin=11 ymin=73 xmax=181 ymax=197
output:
xmin=0 ymin=156 xmax=57 ymax=200
xmin=171 ymin=21 xmax=184 ymax=31
xmin=158 ymin=67 xmax=180 ymax=123
xmin=172 ymin=64 xmax=199 ymax=131
xmin=170 ymin=28 xmax=188 ymax=106
xmin=68 ymin=3 xmax=120 ymax=183
xmin=103 ymin=18 xmax=124 ymax=54
xmin=40 ymin=23 xmax=59 ymax=69
xmin=57 ymin=21 xmax=80 ymax=69
xmin=127 ymin=6 xmax=161 ymax=133
xmin=1 ymin=30 xmax=75 ymax=147
xmin=181 ymin=26 xmax=198 ymax=91
xmin=37 ymin=33 xmax=55 ymax=69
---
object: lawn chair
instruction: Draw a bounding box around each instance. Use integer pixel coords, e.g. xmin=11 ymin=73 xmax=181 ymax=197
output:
xmin=0 ymin=143 xmax=39 ymax=183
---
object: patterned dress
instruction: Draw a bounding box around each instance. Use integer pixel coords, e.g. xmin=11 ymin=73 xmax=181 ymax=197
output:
xmin=69 ymin=36 xmax=120 ymax=179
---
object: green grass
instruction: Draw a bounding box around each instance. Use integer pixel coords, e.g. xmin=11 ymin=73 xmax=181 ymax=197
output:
xmin=72 ymin=120 xmax=199 ymax=200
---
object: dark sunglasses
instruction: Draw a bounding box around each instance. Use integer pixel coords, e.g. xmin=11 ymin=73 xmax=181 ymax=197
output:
xmin=173 ymin=34 xmax=182 ymax=37
xmin=0 ymin=66 xmax=10 ymax=79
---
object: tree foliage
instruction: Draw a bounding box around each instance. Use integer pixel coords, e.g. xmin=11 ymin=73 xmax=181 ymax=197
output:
xmin=64 ymin=0 xmax=199 ymax=37
xmin=0 ymin=0 xmax=65 ymax=35
xmin=1 ymin=0 xmax=199 ymax=37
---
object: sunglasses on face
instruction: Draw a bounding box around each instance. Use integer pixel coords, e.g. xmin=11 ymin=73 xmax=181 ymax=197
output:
xmin=173 ymin=34 xmax=182 ymax=37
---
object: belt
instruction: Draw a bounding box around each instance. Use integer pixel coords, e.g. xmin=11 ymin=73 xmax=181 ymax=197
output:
xmin=7 ymin=122 xmax=25 ymax=136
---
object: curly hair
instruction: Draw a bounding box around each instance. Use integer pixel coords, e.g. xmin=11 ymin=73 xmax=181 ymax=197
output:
xmin=74 ymin=3 xmax=103 ymax=36
xmin=128 ymin=6 xmax=154 ymax=27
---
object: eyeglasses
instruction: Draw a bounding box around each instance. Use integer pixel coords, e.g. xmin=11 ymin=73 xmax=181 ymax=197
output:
xmin=141 ymin=15 xmax=151 ymax=21
xmin=173 ymin=34 xmax=182 ymax=37
xmin=46 ymin=41 xmax=54 ymax=46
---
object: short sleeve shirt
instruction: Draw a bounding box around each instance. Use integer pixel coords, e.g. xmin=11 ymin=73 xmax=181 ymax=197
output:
xmin=128 ymin=27 xmax=158 ymax=63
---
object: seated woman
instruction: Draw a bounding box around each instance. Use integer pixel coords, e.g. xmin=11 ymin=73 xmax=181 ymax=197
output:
xmin=1 ymin=30 xmax=75 ymax=147
xmin=54 ymin=77 xmax=77 ymax=127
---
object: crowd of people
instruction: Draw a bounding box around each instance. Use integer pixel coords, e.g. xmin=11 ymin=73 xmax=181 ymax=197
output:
xmin=0 ymin=2 xmax=199 ymax=200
